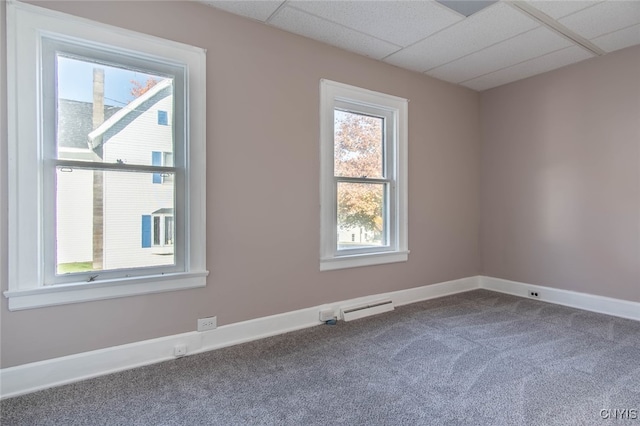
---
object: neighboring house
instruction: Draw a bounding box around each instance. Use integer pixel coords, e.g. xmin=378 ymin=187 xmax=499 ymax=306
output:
xmin=57 ymin=79 xmax=174 ymax=271
xmin=337 ymin=227 xmax=377 ymax=246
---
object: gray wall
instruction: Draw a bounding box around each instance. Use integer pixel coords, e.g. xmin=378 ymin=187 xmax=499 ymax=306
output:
xmin=480 ymin=45 xmax=640 ymax=303
xmin=0 ymin=1 xmax=481 ymax=368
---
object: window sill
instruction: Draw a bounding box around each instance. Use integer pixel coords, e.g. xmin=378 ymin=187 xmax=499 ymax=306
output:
xmin=320 ymin=250 xmax=409 ymax=271
xmin=3 ymin=271 xmax=209 ymax=311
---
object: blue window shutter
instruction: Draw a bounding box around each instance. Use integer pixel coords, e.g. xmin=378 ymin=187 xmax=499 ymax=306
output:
xmin=157 ymin=110 xmax=168 ymax=126
xmin=141 ymin=215 xmax=151 ymax=248
xmin=152 ymin=151 xmax=162 ymax=184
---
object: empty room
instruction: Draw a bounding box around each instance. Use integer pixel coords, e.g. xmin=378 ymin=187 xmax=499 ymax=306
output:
xmin=1 ymin=0 xmax=639 ymax=424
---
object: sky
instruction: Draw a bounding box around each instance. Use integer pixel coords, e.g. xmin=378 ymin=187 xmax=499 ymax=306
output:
xmin=57 ymin=56 xmax=161 ymax=107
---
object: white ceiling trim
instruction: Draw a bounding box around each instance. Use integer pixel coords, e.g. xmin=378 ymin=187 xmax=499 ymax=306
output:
xmin=509 ymin=1 xmax=606 ymax=55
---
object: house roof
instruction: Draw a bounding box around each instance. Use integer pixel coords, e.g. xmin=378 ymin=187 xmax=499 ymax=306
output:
xmin=88 ymin=78 xmax=173 ymax=150
xmin=57 ymin=99 xmax=120 ymax=149
xmin=152 ymin=208 xmax=174 ymax=215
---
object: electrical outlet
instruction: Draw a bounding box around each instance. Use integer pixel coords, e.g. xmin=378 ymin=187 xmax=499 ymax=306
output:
xmin=529 ymin=290 xmax=540 ymax=298
xmin=174 ymin=344 xmax=187 ymax=357
xmin=197 ymin=316 xmax=217 ymax=332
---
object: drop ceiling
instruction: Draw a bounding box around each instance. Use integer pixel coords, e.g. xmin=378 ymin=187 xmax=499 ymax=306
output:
xmin=200 ymin=0 xmax=640 ymax=91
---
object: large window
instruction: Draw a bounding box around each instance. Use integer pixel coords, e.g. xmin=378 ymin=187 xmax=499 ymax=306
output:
xmin=320 ymin=80 xmax=408 ymax=271
xmin=5 ymin=2 xmax=208 ymax=310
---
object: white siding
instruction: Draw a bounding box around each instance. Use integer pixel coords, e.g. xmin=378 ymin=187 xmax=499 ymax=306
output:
xmin=56 ymin=169 xmax=93 ymax=264
xmin=102 ymin=95 xmax=174 ymax=270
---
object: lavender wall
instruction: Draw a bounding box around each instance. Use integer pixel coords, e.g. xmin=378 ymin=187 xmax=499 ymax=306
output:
xmin=480 ymin=46 xmax=640 ymax=302
xmin=0 ymin=1 xmax=480 ymax=367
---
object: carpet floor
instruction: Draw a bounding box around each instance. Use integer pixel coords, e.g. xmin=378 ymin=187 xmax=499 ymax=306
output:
xmin=2 ymin=289 xmax=640 ymax=425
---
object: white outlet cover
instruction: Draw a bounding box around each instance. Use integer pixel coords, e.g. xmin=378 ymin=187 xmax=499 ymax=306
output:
xmin=197 ymin=316 xmax=217 ymax=331
xmin=174 ymin=344 xmax=187 ymax=357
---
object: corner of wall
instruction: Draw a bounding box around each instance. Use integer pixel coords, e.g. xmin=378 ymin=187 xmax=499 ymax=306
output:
xmin=1 ymin=0 xmax=10 ymax=368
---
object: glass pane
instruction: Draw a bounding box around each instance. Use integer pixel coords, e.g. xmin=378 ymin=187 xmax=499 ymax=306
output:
xmin=337 ymin=182 xmax=386 ymax=250
xmin=165 ymin=216 xmax=174 ymax=245
xmin=153 ymin=217 xmax=161 ymax=246
xmin=334 ymin=110 xmax=383 ymax=178
xmin=56 ymin=168 xmax=175 ymax=275
xmin=56 ymin=55 xmax=174 ymax=166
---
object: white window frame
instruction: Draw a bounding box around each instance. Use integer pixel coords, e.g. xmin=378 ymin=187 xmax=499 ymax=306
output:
xmin=4 ymin=1 xmax=208 ymax=310
xmin=320 ymin=79 xmax=408 ymax=271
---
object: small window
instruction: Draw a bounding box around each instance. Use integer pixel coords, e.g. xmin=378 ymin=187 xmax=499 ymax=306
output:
xmin=158 ymin=110 xmax=169 ymax=126
xmin=320 ymin=80 xmax=408 ymax=271
xmin=5 ymin=2 xmax=208 ymax=310
xmin=152 ymin=151 xmax=173 ymax=184
xmin=147 ymin=208 xmax=174 ymax=255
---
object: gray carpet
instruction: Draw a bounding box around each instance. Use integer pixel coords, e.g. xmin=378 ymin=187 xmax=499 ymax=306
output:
xmin=2 ymin=290 xmax=640 ymax=425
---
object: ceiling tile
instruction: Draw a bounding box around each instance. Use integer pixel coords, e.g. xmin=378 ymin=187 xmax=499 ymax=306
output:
xmin=462 ymin=46 xmax=593 ymax=91
xmin=269 ymin=6 xmax=401 ymax=60
xmin=288 ymin=1 xmax=463 ymax=47
xmin=198 ymin=0 xmax=640 ymax=91
xmin=426 ymin=27 xmax=572 ymax=84
xmin=384 ymin=2 xmax=539 ymax=72
xmin=525 ymin=0 xmax=601 ymax=20
xmin=592 ymin=23 xmax=640 ymax=52
xmin=202 ymin=1 xmax=284 ymax=22
xmin=559 ymin=0 xmax=640 ymax=39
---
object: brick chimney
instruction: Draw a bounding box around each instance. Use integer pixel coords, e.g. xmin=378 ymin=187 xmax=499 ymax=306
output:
xmin=92 ymin=68 xmax=105 ymax=271
xmin=92 ymin=68 xmax=105 ymax=130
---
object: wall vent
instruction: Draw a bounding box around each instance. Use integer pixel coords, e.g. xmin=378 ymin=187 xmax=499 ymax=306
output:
xmin=437 ymin=1 xmax=497 ymax=17
xmin=340 ymin=299 xmax=394 ymax=322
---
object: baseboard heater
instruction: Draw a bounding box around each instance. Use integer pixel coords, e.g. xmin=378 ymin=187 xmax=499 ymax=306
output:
xmin=340 ymin=299 xmax=394 ymax=322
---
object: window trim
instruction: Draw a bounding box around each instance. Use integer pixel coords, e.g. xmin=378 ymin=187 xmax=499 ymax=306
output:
xmin=319 ymin=79 xmax=408 ymax=271
xmin=4 ymin=1 xmax=208 ymax=310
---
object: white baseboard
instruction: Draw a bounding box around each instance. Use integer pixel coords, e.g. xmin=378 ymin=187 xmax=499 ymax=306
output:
xmin=0 ymin=276 xmax=478 ymax=399
xmin=3 ymin=275 xmax=637 ymax=400
xmin=479 ymin=276 xmax=640 ymax=321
